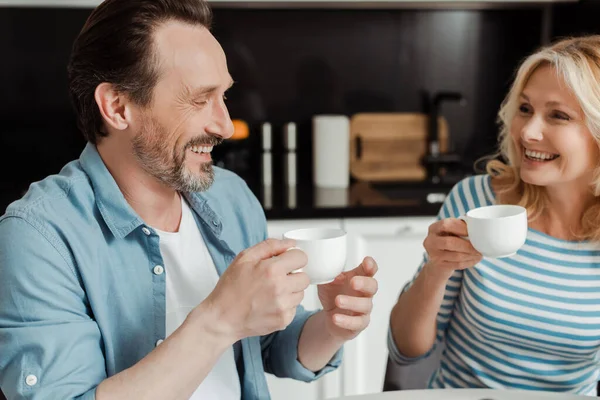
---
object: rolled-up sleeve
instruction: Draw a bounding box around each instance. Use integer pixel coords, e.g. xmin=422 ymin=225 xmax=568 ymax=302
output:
xmin=0 ymin=216 xmax=105 ymax=399
xmin=259 ymin=307 xmax=342 ymax=382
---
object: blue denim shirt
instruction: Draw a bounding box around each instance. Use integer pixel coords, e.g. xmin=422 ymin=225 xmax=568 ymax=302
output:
xmin=0 ymin=143 xmax=341 ymax=400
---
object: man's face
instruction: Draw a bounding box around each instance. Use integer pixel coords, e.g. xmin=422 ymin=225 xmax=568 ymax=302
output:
xmin=130 ymin=21 xmax=234 ymax=192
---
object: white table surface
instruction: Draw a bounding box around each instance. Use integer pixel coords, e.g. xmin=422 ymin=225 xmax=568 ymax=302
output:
xmin=332 ymin=389 xmax=590 ymax=400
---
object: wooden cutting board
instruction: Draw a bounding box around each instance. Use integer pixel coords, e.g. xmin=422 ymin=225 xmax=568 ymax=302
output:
xmin=349 ymin=113 xmax=449 ymax=182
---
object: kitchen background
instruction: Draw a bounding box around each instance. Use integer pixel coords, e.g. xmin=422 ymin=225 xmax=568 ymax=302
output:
xmin=2 ymin=0 xmax=599 ymax=217
xmin=1 ymin=1 xmax=600 ymax=400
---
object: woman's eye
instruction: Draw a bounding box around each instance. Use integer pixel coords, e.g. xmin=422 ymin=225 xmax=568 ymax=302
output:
xmin=552 ymin=111 xmax=571 ymax=121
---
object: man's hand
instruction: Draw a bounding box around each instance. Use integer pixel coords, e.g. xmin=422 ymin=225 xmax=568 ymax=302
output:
xmin=317 ymin=256 xmax=379 ymax=341
xmin=200 ymin=239 xmax=309 ymax=343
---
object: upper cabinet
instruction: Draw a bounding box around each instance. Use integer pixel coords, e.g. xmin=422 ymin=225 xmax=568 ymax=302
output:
xmin=0 ymin=0 xmax=579 ymax=9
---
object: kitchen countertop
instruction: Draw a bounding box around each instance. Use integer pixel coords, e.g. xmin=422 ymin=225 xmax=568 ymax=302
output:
xmin=260 ymin=180 xmax=458 ymax=220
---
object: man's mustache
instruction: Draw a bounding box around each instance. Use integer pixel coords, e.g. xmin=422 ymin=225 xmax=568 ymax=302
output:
xmin=186 ymin=136 xmax=224 ymax=148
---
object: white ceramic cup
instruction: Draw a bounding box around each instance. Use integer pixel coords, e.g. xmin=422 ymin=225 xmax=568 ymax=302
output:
xmin=459 ymin=204 xmax=528 ymax=258
xmin=283 ymin=227 xmax=347 ymax=284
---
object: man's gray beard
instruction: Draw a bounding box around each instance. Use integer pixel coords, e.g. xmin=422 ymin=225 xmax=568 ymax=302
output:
xmin=178 ymin=160 xmax=215 ymax=192
xmin=131 ymin=121 xmax=215 ymax=193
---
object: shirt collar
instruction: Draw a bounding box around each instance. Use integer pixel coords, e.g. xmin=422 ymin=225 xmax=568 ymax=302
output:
xmin=79 ymin=142 xmax=223 ymax=239
xmin=79 ymin=143 xmax=144 ymax=239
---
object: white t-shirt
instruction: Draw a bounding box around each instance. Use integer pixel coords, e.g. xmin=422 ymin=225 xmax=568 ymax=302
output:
xmin=154 ymin=196 xmax=241 ymax=400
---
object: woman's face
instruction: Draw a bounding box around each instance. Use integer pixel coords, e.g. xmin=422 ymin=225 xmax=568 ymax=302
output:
xmin=510 ymin=64 xmax=599 ymax=191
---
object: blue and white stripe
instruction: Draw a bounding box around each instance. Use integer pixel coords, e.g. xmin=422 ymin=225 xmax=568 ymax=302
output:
xmin=388 ymin=174 xmax=600 ymax=396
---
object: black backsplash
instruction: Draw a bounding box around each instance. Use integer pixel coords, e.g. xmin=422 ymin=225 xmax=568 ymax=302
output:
xmin=212 ymin=7 xmax=543 ymax=192
xmin=0 ymin=2 xmax=595 ymax=212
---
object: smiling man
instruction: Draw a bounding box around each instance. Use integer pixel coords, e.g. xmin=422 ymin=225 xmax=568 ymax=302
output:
xmin=0 ymin=1 xmax=379 ymax=399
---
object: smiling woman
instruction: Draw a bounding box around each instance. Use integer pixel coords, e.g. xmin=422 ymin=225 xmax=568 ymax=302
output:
xmin=487 ymin=36 xmax=600 ymax=241
xmin=388 ymin=35 xmax=600 ymax=396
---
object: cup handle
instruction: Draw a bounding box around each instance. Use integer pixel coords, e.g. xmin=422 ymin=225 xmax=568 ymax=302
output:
xmin=458 ymin=215 xmax=469 ymax=240
xmin=285 ymin=246 xmax=305 ymax=274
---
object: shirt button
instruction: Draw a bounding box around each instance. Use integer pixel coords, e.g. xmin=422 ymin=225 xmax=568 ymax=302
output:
xmin=142 ymin=227 xmax=151 ymax=236
xmin=25 ymin=374 xmax=38 ymax=386
xmin=212 ymin=220 xmax=219 ymax=226
xmin=153 ymin=265 xmax=164 ymax=275
xmin=156 ymin=339 xmax=164 ymax=347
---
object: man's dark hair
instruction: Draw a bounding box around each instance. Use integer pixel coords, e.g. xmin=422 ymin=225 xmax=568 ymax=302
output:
xmin=67 ymin=0 xmax=213 ymax=144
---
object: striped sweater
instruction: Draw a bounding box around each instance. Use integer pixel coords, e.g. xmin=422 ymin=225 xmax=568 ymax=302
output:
xmin=388 ymin=174 xmax=600 ymax=395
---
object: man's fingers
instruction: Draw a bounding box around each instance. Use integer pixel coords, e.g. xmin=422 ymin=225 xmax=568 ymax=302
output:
xmin=238 ymin=238 xmax=297 ymax=263
xmin=350 ymin=276 xmax=378 ymax=297
xmin=335 ymin=295 xmax=373 ymax=314
xmin=343 ymin=256 xmax=379 ymax=281
xmin=332 ymin=314 xmax=370 ymax=331
xmin=274 ymin=248 xmax=309 ymax=274
xmin=284 ymin=291 xmax=305 ymax=309
xmin=286 ymin=270 xmax=311 ymax=293
xmin=357 ymin=256 xmax=378 ymax=277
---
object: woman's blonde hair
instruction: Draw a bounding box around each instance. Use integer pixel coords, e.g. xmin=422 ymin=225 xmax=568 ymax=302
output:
xmin=486 ymin=35 xmax=600 ymax=241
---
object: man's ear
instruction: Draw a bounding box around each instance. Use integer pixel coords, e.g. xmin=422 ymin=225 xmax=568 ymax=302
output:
xmin=94 ymin=83 xmax=132 ymax=131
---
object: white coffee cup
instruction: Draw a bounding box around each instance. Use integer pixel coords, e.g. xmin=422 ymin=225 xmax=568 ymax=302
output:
xmin=459 ymin=204 xmax=528 ymax=258
xmin=283 ymin=228 xmax=347 ymax=284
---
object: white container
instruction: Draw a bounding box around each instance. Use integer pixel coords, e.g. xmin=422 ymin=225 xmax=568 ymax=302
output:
xmin=284 ymin=122 xmax=297 ymax=188
xmin=284 ymin=122 xmax=297 ymax=209
xmin=261 ymin=123 xmax=272 ymax=209
xmin=312 ymin=115 xmax=350 ymax=188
